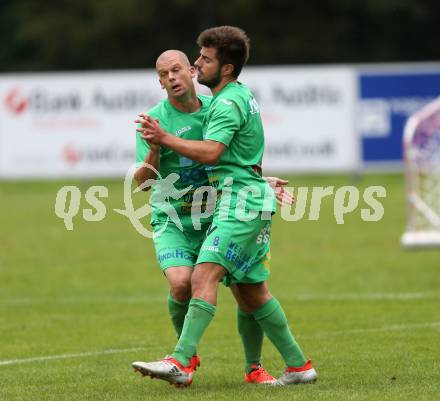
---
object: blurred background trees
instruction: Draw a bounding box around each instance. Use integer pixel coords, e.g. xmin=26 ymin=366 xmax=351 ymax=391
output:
xmin=1 ymin=0 xmax=439 ymax=72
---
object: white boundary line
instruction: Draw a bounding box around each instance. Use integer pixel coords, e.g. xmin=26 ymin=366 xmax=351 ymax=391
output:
xmin=1 ymin=321 xmax=439 ymax=367
xmin=0 ymin=347 xmax=148 ymax=367
xmin=305 ymin=321 xmax=440 ymax=338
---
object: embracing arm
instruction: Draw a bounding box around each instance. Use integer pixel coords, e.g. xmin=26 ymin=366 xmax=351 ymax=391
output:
xmin=134 ymin=145 xmax=160 ymax=191
xmin=161 ymin=135 xmax=225 ymax=165
xmin=136 ymin=113 xmax=226 ymax=165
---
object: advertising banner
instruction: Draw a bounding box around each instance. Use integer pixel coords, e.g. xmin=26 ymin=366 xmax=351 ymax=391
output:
xmin=0 ymin=71 xmax=163 ymax=178
xmin=242 ymin=67 xmax=359 ymax=172
xmin=359 ymin=67 xmax=440 ymax=165
xmin=0 ymin=67 xmax=359 ymax=178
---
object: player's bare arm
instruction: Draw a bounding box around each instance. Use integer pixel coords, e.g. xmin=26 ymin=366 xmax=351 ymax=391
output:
xmin=136 ymin=113 xmax=226 ymax=165
xmin=134 ymin=141 xmax=160 ymax=191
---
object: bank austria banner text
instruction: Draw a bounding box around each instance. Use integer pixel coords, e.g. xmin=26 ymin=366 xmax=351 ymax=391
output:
xmin=1 ymin=63 xmax=439 ymax=178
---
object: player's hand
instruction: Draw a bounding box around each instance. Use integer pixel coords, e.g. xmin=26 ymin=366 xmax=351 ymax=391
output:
xmin=134 ymin=113 xmax=159 ymax=149
xmin=135 ymin=113 xmax=166 ymax=146
xmin=265 ymin=176 xmax=295 ymax=206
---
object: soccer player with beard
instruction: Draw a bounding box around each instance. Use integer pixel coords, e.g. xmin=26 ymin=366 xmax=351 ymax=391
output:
xmin=134 ymin=26 xmax=317 ymax=387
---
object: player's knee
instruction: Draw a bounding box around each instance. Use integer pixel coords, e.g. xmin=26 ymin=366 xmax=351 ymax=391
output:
xmin=170 ymin=281 xmax=192 ymax=302
xmin=237 ymin=283 xmax=272 ymax=312
xmin=241 ymin=292 xmax=270 ymax=312
xmin=191 ymin=269 xmax=216 ymax=293
xmin=190 ymin=273 xmax=207 ymax=294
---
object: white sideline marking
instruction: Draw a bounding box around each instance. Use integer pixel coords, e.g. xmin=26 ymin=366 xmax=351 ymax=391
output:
xmin=1 ymin=292 xmax=439 ymax=306
xmin=1 ymin=321 xmax=439 ymax=367
xmin=0 ymin=347 xmax=147 ymax=367
xmin=307 ymin=321 xmax=440 ymax=338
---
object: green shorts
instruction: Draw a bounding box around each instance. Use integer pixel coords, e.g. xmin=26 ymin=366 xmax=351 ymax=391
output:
xmin=152 ymin=218 xmax=211 ymax=271
xmin=196 ymin=211 xmax=272 ymax=286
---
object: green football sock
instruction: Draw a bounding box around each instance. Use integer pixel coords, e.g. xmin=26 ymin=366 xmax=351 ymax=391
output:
xmin=237 ymin=308 xmax=264 ymax=374
xmin=253 ymin=297 xmax=307 ymax=367
xmin=167 ymin=292 xmax=189 ymax=339
xmin=171 ymin=298 xmax=216 ymax=366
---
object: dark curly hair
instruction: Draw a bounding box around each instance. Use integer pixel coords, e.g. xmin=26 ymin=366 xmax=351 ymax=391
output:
xmin=197 ymin=26 xmax=250 ymax=78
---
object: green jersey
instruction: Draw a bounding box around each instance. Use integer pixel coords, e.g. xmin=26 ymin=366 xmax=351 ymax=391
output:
xmin=136 ymin=94 xmax=212 ymax=224
xmin=203 ymin=82 xmax=275 ymax=214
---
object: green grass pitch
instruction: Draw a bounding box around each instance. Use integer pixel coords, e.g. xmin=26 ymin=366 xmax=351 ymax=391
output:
xmin=0 ymin=173 xmax=439 ymax=401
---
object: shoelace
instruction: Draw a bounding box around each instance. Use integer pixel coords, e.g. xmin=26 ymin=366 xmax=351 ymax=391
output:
xmin=250 ymin=367 xmax=274 ymax=381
